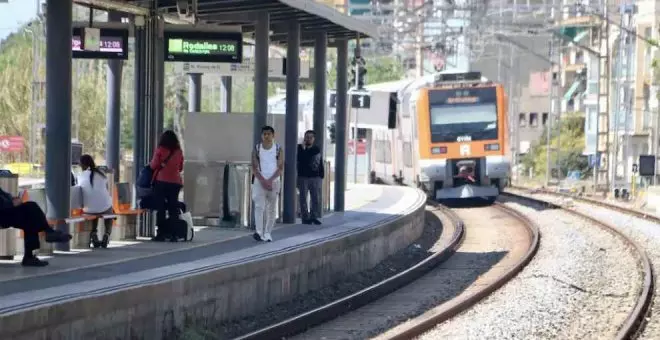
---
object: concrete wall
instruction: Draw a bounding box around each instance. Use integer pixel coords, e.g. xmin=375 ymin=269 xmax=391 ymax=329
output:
xmin=1 ymin=192 xmax=427 ymax=340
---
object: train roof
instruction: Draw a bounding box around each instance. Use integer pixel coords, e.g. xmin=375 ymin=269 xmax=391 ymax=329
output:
xmin=366 ymin=72 xmax=492 ymax=95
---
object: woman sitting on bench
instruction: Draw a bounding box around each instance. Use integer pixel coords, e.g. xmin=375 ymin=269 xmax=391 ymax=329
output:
xmin=0 ymin=188 xmax=72 ymax=266
xmin=78 ymin=154 xmax=114 ymax=248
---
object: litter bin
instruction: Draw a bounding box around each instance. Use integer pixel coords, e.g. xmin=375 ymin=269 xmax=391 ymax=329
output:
xmin=0 ymin=170 xmax=18 ymax=260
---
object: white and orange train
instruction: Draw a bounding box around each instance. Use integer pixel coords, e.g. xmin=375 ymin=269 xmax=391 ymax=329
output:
xmin=365 ymin=71 xmax=511 ymax=202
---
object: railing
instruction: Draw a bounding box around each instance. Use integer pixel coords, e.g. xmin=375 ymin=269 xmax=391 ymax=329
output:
xmin=189 ymin=160 xmax=333 ymax=229
xmin=18 ymin=160 xmax=335 ymax=229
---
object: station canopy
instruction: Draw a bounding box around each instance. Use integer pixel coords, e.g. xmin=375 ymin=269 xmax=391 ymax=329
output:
xmin=81 ymin=0 xmax=378 ymax=46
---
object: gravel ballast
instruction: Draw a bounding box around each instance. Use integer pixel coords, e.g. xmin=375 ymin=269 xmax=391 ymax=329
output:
xmin=523 ymin=192 xmax=660 ymax=339
xmin=178 ymin=211 xmax=444 ymax=340
xmin=419 ymin=200 xmax=642 ymax=340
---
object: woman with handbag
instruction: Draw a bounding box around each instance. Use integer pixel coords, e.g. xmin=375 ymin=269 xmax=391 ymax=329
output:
xmin=150 ymin=130 xmax=184 ymax=241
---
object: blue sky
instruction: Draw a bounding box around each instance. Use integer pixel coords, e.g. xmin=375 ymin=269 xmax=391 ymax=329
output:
xmin=0 ymin=1 xmax=38 ymax=41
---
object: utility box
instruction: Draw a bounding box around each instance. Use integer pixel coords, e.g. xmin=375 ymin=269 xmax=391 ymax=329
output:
xmin=0 ymin=170 xmax=18 ymax=260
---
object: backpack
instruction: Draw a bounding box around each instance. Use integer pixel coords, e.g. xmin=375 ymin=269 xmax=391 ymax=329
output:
xmin=252 ymin=143 xmax=281 ymax=183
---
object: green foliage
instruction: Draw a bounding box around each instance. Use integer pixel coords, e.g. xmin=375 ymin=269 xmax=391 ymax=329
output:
xmin=325 ymin=54 xmax=405 ymax=90
xmin=520 ymin=113 xmax=590 ymax=178
xmin=0 ymin=22 xmax=407 ymax=167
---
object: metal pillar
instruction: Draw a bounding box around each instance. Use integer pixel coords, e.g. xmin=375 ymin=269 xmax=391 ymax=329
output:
xmin=45 ymin=0 xmax=73 ymax=251
xmin=154 ymin=17 xmax=165 ymax=140
xmin=313 ymin=33 xmax=328 ymax=153
xmin=334 ymin=39 xmax=349 ymax=212
xmin=105 ymin=11 xmax=123 ymax=183
xmin=282 ymin=21 xmax=300 ymax=224
xmin=220 ymin=76 xmax=232 ymax=112
xmin=106 ymin=59 xmax=122 ymax=183
xmin=133 ymin=20 xmax=146 ymax=185
xmin=253 ymin=11 xmax=270 ymax=145
xmin=188 ymin=73 xmax=202 ymax=112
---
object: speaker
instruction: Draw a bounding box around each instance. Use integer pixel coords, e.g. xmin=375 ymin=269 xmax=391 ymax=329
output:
xmin=388 ymin=92 xmax=397 ymax=129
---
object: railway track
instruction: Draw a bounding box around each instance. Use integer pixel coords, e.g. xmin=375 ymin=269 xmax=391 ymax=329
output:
xmin=505 ymin=187 xmax=656 ymax=339
xmin=232 ymin=190 xmax=652 ymax=340
xmin=234 ymin=200 xmax=540 ymax=340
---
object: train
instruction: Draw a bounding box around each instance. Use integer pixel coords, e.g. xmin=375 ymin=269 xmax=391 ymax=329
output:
xmin=365 ymin=71 xmax=511 ymax=203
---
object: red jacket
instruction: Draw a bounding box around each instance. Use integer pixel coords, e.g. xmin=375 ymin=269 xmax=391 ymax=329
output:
xmin=150 ymin=146 xmax=183 ymax=185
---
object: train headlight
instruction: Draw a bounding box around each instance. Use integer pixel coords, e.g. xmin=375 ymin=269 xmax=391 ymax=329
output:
xmin=431 ymin=146 xmax=447 ymax=154
xmin=484 ymin=143 xmax=500 ymax=151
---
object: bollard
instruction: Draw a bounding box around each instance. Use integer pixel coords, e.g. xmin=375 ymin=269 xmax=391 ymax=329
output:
xmin=71 ymin=220 xmax=94 ymax=249
xmin=115 ymin=215 xmax=137 ymax=240
xmin=37 ymin=232 xmax=54 ymax=256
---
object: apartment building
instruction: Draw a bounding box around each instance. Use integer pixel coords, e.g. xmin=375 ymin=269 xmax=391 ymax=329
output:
xmin=517 ymin=72 xmax=553 ymax=155
xmin=574 ymin=0 xmax=658 ymax=185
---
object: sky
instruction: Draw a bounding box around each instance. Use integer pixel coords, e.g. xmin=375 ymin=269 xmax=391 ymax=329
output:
xmin=0 ymin=0 xmax=38 ymax=41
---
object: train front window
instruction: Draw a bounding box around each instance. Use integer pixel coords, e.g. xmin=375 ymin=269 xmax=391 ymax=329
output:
xmin=429 ymin=103 xmax=498 ymax=143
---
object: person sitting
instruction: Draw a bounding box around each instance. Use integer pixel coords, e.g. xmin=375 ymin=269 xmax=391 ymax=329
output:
xmin=78 ymin=155 xmax=114 ymax=248
xmin=0 ymin=188 xmax=71 ymax=266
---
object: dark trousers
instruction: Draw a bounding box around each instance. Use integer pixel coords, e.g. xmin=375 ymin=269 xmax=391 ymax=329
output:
xmin=153 ymin=181 xmax=182 ymax=229
xmin=0 ymin=201 xmax=52 ymax=254
xmin=89 ymin=207 xmax=114 ymax=236
xmin=297 ymin=177 xmax=322 ymax=220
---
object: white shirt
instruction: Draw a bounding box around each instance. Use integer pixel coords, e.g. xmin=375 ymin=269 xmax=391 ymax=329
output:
xmin=77 ymin=169 xmax=113 ymax=213
xmin=258 ymin=143 xmax=279 ymax=180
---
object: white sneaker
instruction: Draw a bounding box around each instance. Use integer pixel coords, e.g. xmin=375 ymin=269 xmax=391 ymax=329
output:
xmin=264 ymin=233 xmax=273 ymax=242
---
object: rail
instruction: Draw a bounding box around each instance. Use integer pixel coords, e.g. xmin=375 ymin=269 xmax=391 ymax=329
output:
xmin=501 ymin=190 xmax=655 ymax=340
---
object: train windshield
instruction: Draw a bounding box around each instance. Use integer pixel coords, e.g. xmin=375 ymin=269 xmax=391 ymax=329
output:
xmin=429 ymin=103 xmax=498 ymax=143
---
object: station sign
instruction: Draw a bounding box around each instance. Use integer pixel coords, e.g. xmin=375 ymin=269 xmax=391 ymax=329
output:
xmin=639 ymin=154 xmax=656 ymax=177
xmin=72 ymin=27 xmax=128 ymax=60
xmin=164 ymin=31 xmax=243 ymax=63
xmin=174 ymin=58 xmax=311 ymax=79
xmin=351 ymin=93 xmax=371 ymax=109
xmin=328 ymin=90 xmax=371 ymax=109
xmin=348 ymin=140 xmax=367 ymax=155
xmin=0 ymin=136 xmax=24 ymax=152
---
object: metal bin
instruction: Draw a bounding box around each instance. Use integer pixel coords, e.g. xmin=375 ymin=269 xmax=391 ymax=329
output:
xmin=0 ymin=170 xmax=18 ymax=259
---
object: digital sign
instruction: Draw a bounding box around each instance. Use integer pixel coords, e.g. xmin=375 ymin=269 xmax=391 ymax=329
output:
xmin=72 ymin=27 xmax=128 ymax=60
xmin=164 ymin=31 xmax=243 ymax=63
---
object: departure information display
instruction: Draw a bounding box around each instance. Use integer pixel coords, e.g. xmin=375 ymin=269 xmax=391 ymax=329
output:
xmin=72 ymin=27 xmax=128 ymax=60
xmin=164 ymin=31 xmax=243 ymax=63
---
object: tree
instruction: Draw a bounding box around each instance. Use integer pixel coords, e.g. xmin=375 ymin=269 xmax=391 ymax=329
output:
xmin=521 ymin=113 xmax=590 ymax=178
xmin=325 ymin=54 xmax=405 ymax=90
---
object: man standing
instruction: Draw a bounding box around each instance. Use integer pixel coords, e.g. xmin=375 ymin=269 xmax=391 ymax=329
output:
xmin=297 ymin=130 xmax=324 ymax=225
xmin=251 ymin=126 xmax=283 ymax=242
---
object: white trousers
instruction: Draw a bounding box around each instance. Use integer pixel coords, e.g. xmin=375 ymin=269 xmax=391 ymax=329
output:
xmin=252 ymin=179 xmax=280 ymax=238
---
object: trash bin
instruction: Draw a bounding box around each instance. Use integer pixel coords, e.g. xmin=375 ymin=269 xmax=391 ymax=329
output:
xmin=0 ymin=170 xmax=18 ymax=260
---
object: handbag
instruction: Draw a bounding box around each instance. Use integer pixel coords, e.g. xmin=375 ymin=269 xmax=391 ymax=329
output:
xmin=137 ymin=151 xmax=175 ymax=190
xmin=179 ymin=210 xmax=194 ymax=241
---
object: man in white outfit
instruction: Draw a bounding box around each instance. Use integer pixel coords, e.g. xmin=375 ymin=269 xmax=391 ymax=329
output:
xmin=251 ymin=125 xmax=283 ymax=242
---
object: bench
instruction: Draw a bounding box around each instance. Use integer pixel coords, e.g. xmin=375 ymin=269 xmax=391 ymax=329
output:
xmin=19 ymin=187 xmax=117 ymax=253
xmin=110 ymin=182 xmax=145 ymax=241
xmin=14 ymin=182 xmax=147 ymax=255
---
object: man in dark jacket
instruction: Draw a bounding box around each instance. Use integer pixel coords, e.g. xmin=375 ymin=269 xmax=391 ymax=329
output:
xmin=0 ymin=187 xmax=72 ymax=266
xmin=297 ymin=130 xmax=324 ymax=225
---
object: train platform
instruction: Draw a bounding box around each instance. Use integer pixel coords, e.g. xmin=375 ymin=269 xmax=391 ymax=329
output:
xmin=0 ymin=184 xmax=427 ymax=340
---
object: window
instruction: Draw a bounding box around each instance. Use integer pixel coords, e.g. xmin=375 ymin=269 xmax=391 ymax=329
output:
xmin=374 ymin=140 xmax=392 ymax=163
xmin=530 ymin=113 xmax=539 ymax=127
xmin=429 ymin=103 xmax=498 ymax=142
xmin=403 ymin=142 xmax=413 ymax=167
xmin=542 ymin=113 xmax=549 ymax=126
xmin=519 ymin=113 xmax=527 ymax=127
